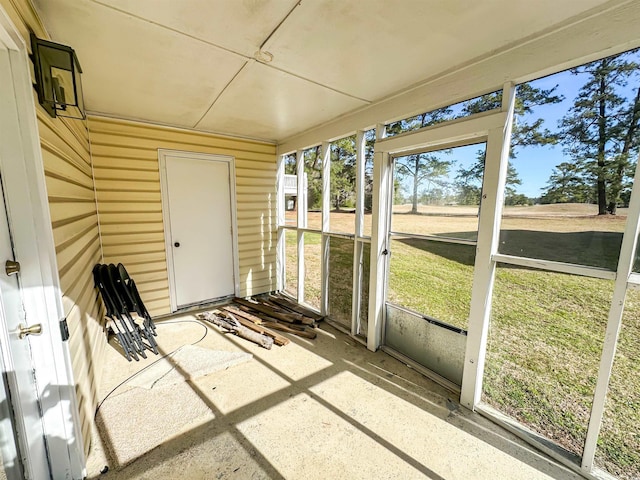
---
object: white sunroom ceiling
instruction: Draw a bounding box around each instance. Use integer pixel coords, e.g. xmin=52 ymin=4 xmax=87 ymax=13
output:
xmin=34 ymin=0 xmax=615 ymax=143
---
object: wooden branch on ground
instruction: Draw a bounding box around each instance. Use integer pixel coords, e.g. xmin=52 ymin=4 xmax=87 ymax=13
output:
xmin=233 ymin=305 xmax=310 ymax=336
xmin=223 ymin=305 xmax=263 ymax=325
xmin=260 ymin=298 xmax=293 ymax=313
xmin=235 ymin=304 xmax=293 ymax=324
xmin=224 ymin=295 xmax=322 ymax=341
xmin=234 ymin=297 xmax=315 ymax=326
xmin=267 ymin=294 xmax=324 ymax=321
xmin=198 ymin=311 xmax=274 ymax=349
xmin=218 ymin=308 xmax=289 ymax=346
xmin=262 ymin=321 xmax=318 ymax=339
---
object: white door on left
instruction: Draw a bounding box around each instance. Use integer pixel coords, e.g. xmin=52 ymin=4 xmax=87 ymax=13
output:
xmin=0 ymin=10 xmax=85 ymax=478
xmin=0 ymin=37 xmax=56 ymax=480
xmin=0 ymin=172 xmax=49 ymax=480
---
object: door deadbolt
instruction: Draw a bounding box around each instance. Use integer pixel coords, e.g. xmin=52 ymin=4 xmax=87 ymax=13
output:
xmin=5 ymin=260 xmax=20 ymax=276
xmin=18 ymin=323 xmax=42 ymax=339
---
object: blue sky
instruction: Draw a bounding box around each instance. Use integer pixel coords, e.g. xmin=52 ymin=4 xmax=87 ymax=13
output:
xmin=511 ymin=69 xmax=587 ymax=197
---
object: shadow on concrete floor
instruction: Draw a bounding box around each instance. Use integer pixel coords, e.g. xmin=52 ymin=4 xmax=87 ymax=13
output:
xmin=86 ymin=313 xmax=581 ymax=480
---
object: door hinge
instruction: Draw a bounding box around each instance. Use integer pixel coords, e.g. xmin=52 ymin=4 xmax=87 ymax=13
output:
xmin=59 ymin=318 xmax=69 ymax=341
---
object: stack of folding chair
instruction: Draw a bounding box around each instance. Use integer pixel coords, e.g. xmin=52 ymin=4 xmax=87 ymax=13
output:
xmin=93 ymin=263 xmax=159 ymax=361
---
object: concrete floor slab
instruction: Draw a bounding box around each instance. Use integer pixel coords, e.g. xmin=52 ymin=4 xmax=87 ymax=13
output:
xmin=86 ymin=312 xmax=582 ymax=480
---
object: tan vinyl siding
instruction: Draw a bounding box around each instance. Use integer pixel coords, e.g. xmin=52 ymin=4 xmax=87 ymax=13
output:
xmin=41 ymin=107 xmax=104 ymax=457
xmin=0 ymin=0 xmax=105 ymax=456
xmin=88 ymin=116 xmax=277 ymax=314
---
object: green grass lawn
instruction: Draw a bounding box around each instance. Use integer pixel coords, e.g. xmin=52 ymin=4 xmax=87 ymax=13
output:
xmin=303 ymin=232 xmax=322 ymax=310
xmin=386 ymin=237 xmax=638 ymax=479
xmin=284 ymin=208 xmax=639 ymax=479
xmin=485 ymin=269 xmax=612 ymax=456
xmin=388 ymin=238 xmax=475 ymax=329
xmin=327 ymin=237 xmax=354 ymax=328
xmin=285 ymin=229 xmax=369 ymax=333
xmin=284 ymin=230 xmax=298 ymax=297
xmin=486 ymin=268 xmax=639 ymax=480
xmin=284 ymin=230 xmax=324 ymax=309
xmin=359 ymin=243 xmax=370 ymax=337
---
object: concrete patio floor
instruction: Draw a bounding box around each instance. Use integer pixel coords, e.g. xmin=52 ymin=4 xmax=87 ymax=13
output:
xmin=86 ymin=310 xmax=581 ymax=480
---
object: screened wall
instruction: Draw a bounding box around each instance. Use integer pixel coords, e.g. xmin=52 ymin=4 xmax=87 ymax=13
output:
xmin=277 ymin=47 xmax=640 ymax=480
xmin=277 ymin=130 xmax=374 ymax=341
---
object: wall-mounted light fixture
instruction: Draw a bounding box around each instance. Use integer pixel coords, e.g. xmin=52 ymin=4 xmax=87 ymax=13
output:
xmin=30 ymin=34 xmax=85 ymax=119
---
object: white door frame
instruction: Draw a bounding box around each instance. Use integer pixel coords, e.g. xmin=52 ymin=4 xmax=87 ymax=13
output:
xmin=158 ymin=149 xmax=240 ymax=311
xmin=0 ymin=6 xmax=85 ymax=480
xmin=368 ymin=110 xmax=509 ymax=352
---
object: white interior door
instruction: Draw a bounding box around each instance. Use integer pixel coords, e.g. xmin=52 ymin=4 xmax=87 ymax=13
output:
xmin=162 ymin=152 xmax=237 ymax=309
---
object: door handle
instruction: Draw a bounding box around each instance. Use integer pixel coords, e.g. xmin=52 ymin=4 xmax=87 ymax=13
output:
xmin=18 ymin=323 xmax=42 ymax=339
xmin=174 ymin=242 xmax=180 ymax=248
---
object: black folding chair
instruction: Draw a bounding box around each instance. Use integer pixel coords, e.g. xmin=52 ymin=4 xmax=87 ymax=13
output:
xmin=105 ymin=264 xmax=148 ymax=359
xmin=118 ymin=263 xmax=157 ymax=336
xmin=94 ymin=262 xmax=160 ymax=360
xmin=93 ymin=264 xmax=139 ymax=361
xmin=112 ymin=264 xmax=158 ymax=354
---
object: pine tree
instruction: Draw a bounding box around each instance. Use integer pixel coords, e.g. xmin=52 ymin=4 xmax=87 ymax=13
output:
xmin=456 ymin=149 xmax=521 ymax=205
xmin=559 ymin=49 xmax=640 ymax=214
xmin=541 ymin=162 xmax=594 ymax=204
xmin=330 ymin=136 xmax=357 ymax=211
xmin=303 ymin=146 xmax=322 ymax=210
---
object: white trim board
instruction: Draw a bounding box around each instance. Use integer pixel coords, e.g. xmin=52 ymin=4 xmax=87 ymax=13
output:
xmin=375 ymin=110 xmax=505 ymax=155
xmin=460 ymin=84 xmax=516 ymax=410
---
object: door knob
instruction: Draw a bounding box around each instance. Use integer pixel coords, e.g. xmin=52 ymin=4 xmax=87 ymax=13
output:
xmin=174 ymin=242 xmax=180 ymax=247
xmin=18 ymin=323 xmax=42 ymax=339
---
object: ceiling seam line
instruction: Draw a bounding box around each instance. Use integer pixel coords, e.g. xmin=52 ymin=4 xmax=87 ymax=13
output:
xmin=259 ymin=0 xmax=302 ymax=50
xmin=85 ymin=111 xmax=275 ymax=144
xmin=263 ymin=63 xmax=372 ymax=103
xmin=89 ymin=0 xmax=251 ymax=61
xmin=192 ymin=61 xmax=251 ymax=129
